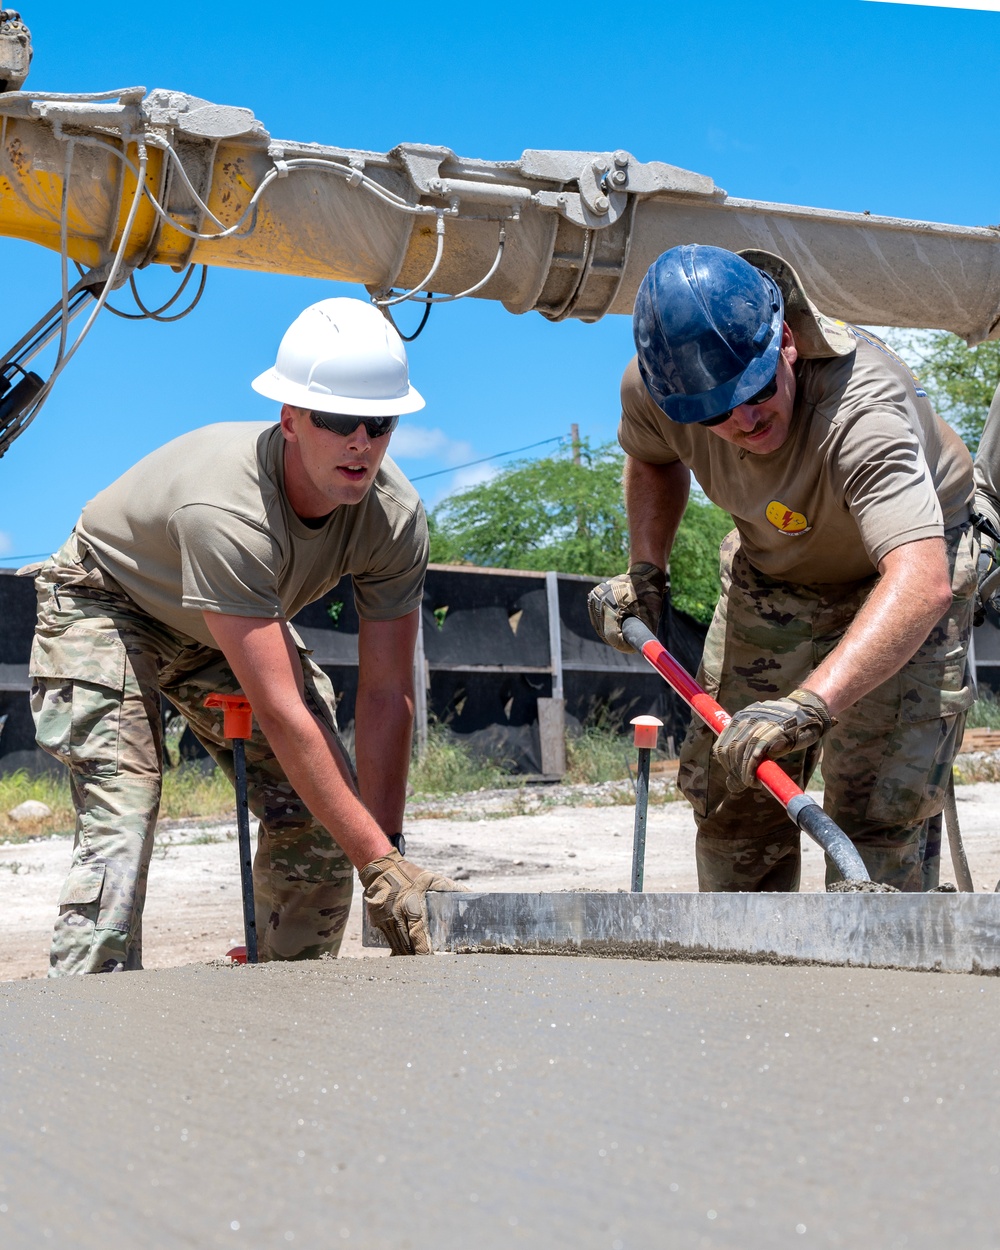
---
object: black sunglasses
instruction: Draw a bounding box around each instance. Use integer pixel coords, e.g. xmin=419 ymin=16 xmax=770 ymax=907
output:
xmin=309 ymin=411 xmax=399 ymax=438
xmin=700 ymin=371 xmax=779 ymax=428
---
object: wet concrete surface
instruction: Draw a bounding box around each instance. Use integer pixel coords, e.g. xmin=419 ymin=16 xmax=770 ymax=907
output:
xmin=1 ymin=955 xmax=998 ymax=1249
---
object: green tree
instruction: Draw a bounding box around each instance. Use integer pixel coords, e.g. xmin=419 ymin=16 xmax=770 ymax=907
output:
xmin=888 ymin=330 xmax=1000 ymax=451
xmin=427 ymin=440 xmax=731 ymax=624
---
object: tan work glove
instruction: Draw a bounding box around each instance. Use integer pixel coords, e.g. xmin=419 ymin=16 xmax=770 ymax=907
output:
xmin=713 ymin=688 xmax=834 ymax=794
xmin=358 ymin=849 xmax=463 ymax=956
xmin=587 ymin=562 xmax=666 ymax=653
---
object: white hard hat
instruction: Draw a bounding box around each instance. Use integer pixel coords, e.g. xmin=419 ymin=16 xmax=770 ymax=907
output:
xmin=251 ymin=298 xmax=425 ymax=417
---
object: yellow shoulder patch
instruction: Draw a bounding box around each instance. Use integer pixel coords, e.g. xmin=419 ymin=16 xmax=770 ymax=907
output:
xmin=765 ymin=500 xmax=811 ymax=535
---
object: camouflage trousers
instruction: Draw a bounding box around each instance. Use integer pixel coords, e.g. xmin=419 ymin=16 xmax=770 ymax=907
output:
xmin=678 ymin=525 xmax=977 ymax=893
xmin=29 ymin=536 xmax=355 ymax=975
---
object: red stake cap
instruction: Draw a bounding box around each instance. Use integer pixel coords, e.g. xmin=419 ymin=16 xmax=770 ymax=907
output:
xmin=630 ymin=714 xmax=663 ymax=750
xmin=204 ymin=693 xmax=253 ymax=740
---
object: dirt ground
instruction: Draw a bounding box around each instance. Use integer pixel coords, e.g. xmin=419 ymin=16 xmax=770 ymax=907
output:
xmin=3 ymin=779 xmax=1000 ymax=981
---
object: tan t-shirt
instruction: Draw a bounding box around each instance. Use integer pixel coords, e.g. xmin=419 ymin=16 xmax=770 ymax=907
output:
xmin=619 ymin=331 xmax=973 ymax=586
xmin=76 ymin=422 xmax=428 ymax=646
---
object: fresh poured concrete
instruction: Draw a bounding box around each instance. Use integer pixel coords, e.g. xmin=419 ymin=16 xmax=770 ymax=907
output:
xmin=2 ymin=956 xmax=999 ymax=1249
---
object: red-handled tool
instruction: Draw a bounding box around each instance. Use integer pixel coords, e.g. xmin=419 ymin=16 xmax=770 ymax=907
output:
xmin=620 ymin=617 xmax=870 ymax=884
xmin=205 ymin=693 xmax=259 ymax=963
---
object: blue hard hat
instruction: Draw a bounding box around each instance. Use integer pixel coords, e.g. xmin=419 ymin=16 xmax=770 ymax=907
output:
xmin=633 ymin=244 xmax=785 ymax=425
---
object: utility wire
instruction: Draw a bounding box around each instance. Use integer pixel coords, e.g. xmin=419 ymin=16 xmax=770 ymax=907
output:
xmin=407 ymin=435 xmax=564 ymax=482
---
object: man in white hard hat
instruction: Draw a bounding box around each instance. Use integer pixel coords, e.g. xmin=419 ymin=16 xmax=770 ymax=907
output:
xmin=27 ymin=298 xmax=457 ymax=974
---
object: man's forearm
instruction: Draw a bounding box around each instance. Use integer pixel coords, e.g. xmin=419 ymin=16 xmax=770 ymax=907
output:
xmin=355 ymin=685 xmax=414 ymax=834
xmin=624 ymin=456 xmax=691 ymax=568
xmin=254 ymin=701 xmax=391 ymax=868
xmin=202 ymin=612 xmax=392 ymax=869
xmin=803 ymin=537 xmax=954 ymax=717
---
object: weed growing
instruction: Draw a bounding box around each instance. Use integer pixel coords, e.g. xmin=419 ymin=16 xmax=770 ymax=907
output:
xmin=408 ymin=724 xmax=508 ymax=797
xmin=966 ymin=687 xmax=1000 ymax=731
xmin=160 ymin=765 xmax=234 ymax=821
xmin=0 ymin=769 xmax=74 ymax=844
xmin=0 ymin=762 xmax=234 ymax=845
xmin=566 ymin=724 xmax=634 ymax=785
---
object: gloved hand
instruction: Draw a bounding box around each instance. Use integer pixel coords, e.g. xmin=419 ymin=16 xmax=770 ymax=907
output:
xmin=713 ymin=688 xmax=834 ymax=794
xmin=358 ymin=849 xmax=463 ymax=956
xmin=587 ymin=563 xmax=666 ymax=653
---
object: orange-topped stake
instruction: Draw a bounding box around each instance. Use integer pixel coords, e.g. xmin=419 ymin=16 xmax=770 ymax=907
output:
xmin=630 ymin=715 xmax=662 ymax=751
xmin=204 ymin=693 xmax=253 ymax=740
xmin=204 ymin=692 xmax=258 ymax=963
xmin=628 ymin=714 xmax=663 ymax=891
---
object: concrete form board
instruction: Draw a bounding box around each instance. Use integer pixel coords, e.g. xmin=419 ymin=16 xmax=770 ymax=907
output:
xmin=428 ymin=890 xmax=1000 ymax=973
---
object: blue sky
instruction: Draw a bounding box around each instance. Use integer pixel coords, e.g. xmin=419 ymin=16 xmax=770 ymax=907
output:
xmin=1 ymin=0 xmax=999 ymax=563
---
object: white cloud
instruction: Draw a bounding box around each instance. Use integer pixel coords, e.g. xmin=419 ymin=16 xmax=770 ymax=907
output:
xmin=0 ymin=531 xmax=12 ymax=556
xmin=419 ymin=463 xmax=499 ymax=509
xmin=450 ymin=464 xmax=498 ymax=492
xmin=390 ymin=425 xmax=475 ymax=465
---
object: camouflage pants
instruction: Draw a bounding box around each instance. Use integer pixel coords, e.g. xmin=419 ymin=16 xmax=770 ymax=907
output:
xmin=678 ymin=526 xmax=977 ymax=893
xmin=29 ymin=537 xmax=355 ymax=975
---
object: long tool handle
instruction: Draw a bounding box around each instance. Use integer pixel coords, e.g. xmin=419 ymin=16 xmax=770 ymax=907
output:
xmin=232 ymin=737 xmax=259 ymax=963
xmin=621 ymin=617 xmax=870 ymax=884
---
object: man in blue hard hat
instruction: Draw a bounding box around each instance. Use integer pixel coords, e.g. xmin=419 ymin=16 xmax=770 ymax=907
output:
xmin=589 ymin=244 xmax=976 ymax=892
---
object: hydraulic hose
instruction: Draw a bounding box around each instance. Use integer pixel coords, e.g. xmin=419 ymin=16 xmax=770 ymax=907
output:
xmin=620 ymin=616 xmax=870 ymax=884
xmin=944 ymin=772 xmax=974 ymax=892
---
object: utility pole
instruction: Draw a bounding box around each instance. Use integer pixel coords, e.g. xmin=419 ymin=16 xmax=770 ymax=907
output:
xmin=570 ymin=423 xmax=586 ymax=537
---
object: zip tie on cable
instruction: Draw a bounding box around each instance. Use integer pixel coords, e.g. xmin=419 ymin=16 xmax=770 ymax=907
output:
xmin=268 ymin=143 xmax=289 ymax=178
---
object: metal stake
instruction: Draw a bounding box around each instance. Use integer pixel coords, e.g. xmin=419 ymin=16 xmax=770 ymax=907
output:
xmin=205 ymin=693 xmax=258 ymax=964
xmin=630 ymin=716 xmax=662 ymax=892
xmin=231 ymin=735 xmax=258 ymax=963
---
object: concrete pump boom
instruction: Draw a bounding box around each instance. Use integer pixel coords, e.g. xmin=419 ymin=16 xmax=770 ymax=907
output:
xmin=2 ymin=84 xmax=1000 ymax=341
